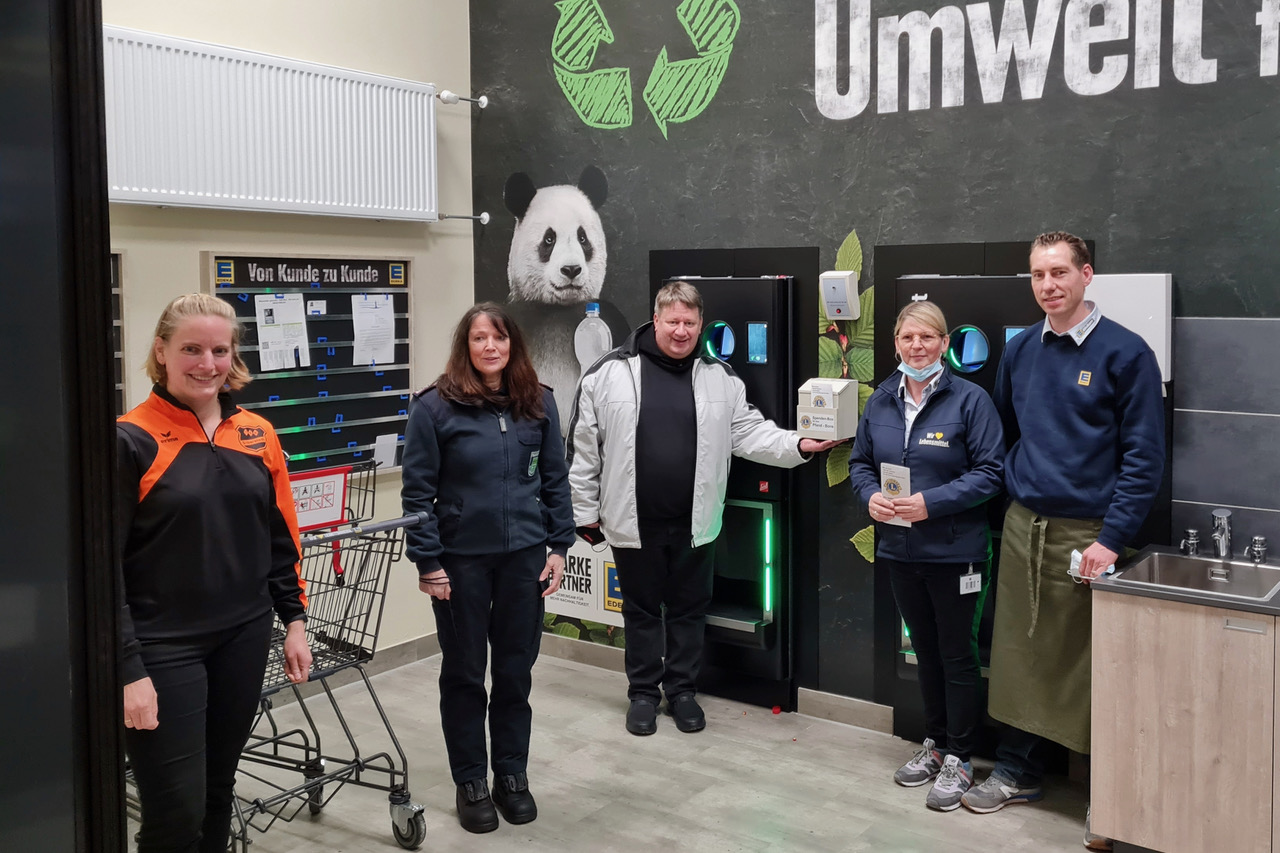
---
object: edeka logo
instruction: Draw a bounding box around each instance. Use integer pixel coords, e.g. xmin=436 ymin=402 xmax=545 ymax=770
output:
xmin=605 ymin=561 xmax=623 ymax=612
xmin=236 ymin=425 xmax=268 ymax=452
xmin=551 ymin=0 xmax=741 ymax=138
xmin=814 ymin=0 xmax=1240 ymax=120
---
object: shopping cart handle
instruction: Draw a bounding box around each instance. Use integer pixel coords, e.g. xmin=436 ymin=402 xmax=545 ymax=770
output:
xmin=300 ymin=512 xmax=429 ymax=547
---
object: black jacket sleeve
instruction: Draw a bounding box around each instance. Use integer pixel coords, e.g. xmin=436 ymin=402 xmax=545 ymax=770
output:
xmin=115 ymin=427 xmax=148 ymax=685
xmin=539 ymin=390 xmax=576 ymax=557
xmin=400 ymin=395 xmax=445 ymax=575
xmin=263 ymin=428 xmax=306 ymax=625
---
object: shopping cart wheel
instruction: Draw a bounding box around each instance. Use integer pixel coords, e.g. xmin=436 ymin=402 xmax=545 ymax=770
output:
xmin=391 ymin=811 xmax=426 ymax=850
xmin=307 ymin=784 xmax=325 ymax=815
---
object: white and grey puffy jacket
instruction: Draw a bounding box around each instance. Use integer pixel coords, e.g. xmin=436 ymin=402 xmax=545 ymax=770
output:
xmin=566 ymin=323 xmax=807 ymax=549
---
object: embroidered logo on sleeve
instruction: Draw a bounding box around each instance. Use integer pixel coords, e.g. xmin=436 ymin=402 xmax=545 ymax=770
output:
xmin=1078 ymin=371 xmax=1092 ymax=386
xmin=236 ymin=425 xmax=268 ymax=452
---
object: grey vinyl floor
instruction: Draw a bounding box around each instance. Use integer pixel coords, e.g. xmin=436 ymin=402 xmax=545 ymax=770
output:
xmin=135 ymin=654 xmax=1093 ymax=852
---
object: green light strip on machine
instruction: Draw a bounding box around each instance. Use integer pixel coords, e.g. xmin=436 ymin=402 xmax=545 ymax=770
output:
xmin=763 ymin=518 xmax=773 ymax=614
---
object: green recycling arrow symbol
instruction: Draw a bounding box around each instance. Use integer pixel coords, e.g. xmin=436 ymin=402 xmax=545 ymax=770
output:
xmin=551 ymin=0 xmax=740 ymax=138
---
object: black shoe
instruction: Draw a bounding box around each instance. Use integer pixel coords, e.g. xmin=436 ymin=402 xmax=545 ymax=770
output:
xmin=626 ymin=698 xmax=658 ymax=735
xmin=455 ymin=778 xmax=499 ymax=833
xmin=666 ymin=693 xmax=706 ymax=733
xmin=492 ymin=772 xmax=538 ymax=824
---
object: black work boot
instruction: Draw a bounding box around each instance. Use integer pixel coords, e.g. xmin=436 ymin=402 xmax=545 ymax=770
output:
xmin=455 ymin=777 xmax=499 ymax=833
xmin=492 ymin=771 xmax=538 ymax=824
xmin=625 ymin=698 xmax=658 ymax=735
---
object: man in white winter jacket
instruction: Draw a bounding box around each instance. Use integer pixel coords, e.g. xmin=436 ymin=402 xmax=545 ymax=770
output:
xmin=567 ymin=281 xmax=837 ymax=736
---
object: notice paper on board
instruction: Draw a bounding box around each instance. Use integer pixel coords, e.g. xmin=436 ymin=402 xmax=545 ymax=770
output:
xmin=351 ymin=294 xmax=395 ymax=365
xmin=880 ymin=463 xmax=912 ymax=527
xmin=255 ymin=293 xmax=311 ymax=371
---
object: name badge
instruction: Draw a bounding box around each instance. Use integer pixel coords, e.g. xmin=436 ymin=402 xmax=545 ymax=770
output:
xmin=960 ymin=566 xmax=982 ymax=595
xmin=527 ymin=450 xmax=540 ymax=477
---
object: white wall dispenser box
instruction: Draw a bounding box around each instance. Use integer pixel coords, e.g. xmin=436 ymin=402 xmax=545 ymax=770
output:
xmin=820 ymin=271 xmax=860 ymax=320
xmin=797 ymin=378 xmax=859 ymax=440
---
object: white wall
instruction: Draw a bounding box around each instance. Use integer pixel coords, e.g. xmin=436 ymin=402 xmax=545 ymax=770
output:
xmin=104 ymin=0 xmax=474 ymax=650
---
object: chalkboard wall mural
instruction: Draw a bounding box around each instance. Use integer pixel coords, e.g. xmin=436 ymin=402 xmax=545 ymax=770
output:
xmin=501 ymin=165 xmax=630 ymax=424
xmin=472 ymin=0 xmax=1280 ymax=697
xmin=551 ymin=0 xmax=742 ymax=136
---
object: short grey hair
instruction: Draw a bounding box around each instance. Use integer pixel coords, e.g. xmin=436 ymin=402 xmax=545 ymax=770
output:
xmin=654 ymin=281 xmax=703 ymax=317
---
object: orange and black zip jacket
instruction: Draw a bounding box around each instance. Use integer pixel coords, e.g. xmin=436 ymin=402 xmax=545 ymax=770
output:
xmin=116 ymin=385 xmax=306 ymax=684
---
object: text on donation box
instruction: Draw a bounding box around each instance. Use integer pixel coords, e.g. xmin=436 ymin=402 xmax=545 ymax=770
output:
xmin=546 ymin=540 xmax=625 ymax=628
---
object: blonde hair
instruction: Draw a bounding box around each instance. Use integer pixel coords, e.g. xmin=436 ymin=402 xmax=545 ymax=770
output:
xmin=653 ymin=280 xmax=703 ymax=317
xmin=145 ymin=293 xmax=251 ymax=391
xmin=893 ymin=301 xmax=949 ymax=340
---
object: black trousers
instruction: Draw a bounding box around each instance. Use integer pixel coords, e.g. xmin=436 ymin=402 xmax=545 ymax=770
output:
xmin=433 ymin=544 xmax=545 ymax=785
xmin=125 ymin=611 xmax=273 ymax=853
xmin=885 ymin=557 xmax=989 ymax=762
xmin=611 ymin=521 xmax=715 ymax=703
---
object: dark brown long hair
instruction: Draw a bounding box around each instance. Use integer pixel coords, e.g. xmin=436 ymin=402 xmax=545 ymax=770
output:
xmin=435 ymin=302 xmax=545 ymax=421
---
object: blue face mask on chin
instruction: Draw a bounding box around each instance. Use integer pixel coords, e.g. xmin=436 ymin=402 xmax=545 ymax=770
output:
xmin=897 ymin=359 xmax=944 ymax=382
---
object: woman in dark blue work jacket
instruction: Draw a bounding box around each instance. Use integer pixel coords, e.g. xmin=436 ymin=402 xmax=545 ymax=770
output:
xmin=401 ymin=302 xmax=575 ymax=834
xmin=848 ymin=301 xmax=1004 ymax=813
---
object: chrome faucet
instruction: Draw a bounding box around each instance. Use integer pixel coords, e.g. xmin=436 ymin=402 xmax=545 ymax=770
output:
xmin=1211 ymin=508 xmax=1232 ymax=560
xmin=1180 ymin=529 xmax=1200 ymax=557
xmin=1245 ymin=536 xmax=1268 ymax=565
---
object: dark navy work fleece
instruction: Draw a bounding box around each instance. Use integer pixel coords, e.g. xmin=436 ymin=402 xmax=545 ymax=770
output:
xmin=401 ymin=385 xmax=575 ymax=575
xmin=993 ymin=316 xmax=1164 ymax=553
xmin=849 ymin=369 xmax=1005 ymax=563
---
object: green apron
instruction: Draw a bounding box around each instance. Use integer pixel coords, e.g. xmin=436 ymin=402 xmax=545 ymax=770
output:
xmin=987 ymin=500 xmax=1103 ymax=754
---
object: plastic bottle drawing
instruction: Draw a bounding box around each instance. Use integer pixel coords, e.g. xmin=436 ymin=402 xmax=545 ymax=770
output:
xmin=573 ymin=302 xmax=613 ymax=373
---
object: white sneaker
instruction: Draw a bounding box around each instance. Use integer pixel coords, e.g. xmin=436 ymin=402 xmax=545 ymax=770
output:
xmin=893 ymin=737 xmax=942 ymax=787
xmin=925 ymin=754 xmax=972 ymax=811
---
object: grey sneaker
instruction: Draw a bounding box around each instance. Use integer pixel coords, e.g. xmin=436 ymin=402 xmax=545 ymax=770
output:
xmin=925 ymin=754 xmax=972 ymax=811
xmin=1084 ymin=805 xmax=1113 ymax=851
xmin=893 ymin=738 xmax=943 ymax=787
xmin=959 ymin=773 xmax=1043 ymax=813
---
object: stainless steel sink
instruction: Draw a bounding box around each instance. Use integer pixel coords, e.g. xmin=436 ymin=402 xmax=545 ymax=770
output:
xmin=1111 ymin=551 xmax=1280 ymax=601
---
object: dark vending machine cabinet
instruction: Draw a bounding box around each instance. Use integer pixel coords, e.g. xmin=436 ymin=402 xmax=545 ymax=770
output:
xmin=660 ymin=276 xmax=799 ymax=709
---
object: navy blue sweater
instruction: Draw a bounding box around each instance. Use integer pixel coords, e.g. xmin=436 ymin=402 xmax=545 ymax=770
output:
xmin=849 ymin=370 xmax=1005 ymax=563
xmin=993 ymin=317 xmax=1164 ymax=552
xmin=401 ymin=386 xmax=575 ymax=575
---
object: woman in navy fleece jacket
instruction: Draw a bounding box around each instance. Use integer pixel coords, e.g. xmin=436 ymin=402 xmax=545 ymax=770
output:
xmin=848 ymin=301 xmax=1004 ymax=811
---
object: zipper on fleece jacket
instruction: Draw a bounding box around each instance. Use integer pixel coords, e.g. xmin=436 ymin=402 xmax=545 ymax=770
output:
xmin=895 ymin=383 xmax=949 ymax=562
xmin=498 ymin=409 xmax=510 ymax=553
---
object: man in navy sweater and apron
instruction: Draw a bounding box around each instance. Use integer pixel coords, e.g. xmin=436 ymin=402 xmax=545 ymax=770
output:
xmin=960 ymin=233 xmax=1164 ymax=852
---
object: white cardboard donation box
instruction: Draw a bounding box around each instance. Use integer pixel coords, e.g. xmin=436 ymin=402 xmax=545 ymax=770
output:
xmin=796 ymin=378 xmax=859 ymax=440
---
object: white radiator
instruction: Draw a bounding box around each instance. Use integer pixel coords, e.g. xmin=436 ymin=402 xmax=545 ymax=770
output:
xmin=102 ymin=25 xmax=438 ymax=221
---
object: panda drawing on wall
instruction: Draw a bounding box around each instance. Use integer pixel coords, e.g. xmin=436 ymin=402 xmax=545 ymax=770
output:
xmin=503 ymin=165 xmax=630 ymax=431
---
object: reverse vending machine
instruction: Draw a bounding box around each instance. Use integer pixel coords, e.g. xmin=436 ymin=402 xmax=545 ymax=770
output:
xmin=655 ymin=274 xmax=815 ymax=710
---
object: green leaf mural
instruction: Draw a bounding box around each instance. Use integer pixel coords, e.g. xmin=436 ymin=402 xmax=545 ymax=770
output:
xmin=826 ymin=442 xmax=851 ymax=487
xmin=845 ymin=347 xmax=874 ymax=383
xmin=848 ymin=285 xmax=875 ymax=348
xmin=817 ymin=336 xmax=845 ymax=379
xmin=857 ymin=381 xmax=874 ymax=417
xmin=822 ymin=228 xmax=876 ymax=564
xmin=551 ymin=622 xmax=582 ymax=639
xmin=835 ymin=229 xmax=864 ymax=275
xmin=851 ymin=525 xmax=876 ymax=563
